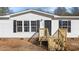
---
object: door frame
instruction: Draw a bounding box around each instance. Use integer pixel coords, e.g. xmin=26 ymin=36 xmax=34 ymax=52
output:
xmin=44 ymin=20 xmax=51 ymax=35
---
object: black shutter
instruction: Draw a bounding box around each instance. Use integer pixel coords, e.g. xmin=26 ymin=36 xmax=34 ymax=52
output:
xmin=37 ymin=20 xmax=40 ymax=32
xmin=13 ymin=20 xmax=16 ymax=33
xmin=59 ymin=20 xmax=62 ymax=28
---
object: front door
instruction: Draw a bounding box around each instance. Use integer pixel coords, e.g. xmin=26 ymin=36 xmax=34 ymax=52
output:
xmin=44 ymin=20 xmax=51 ymax=35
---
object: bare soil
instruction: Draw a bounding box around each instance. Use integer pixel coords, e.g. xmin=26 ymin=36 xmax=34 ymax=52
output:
xmin=0 ymin=39 xmax=46 ymax=51
xmin=65 ymin=38 xmax=79 ymax=51
xmin=0 ymin=38 xmax=79 ymax=51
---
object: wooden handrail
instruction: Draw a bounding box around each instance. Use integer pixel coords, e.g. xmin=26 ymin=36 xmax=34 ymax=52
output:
xmin=52 ymin=29 xmax=59 ymax=37
xmin=52 ymin=28 xmax=66 ymax=38
xmin=28 ymin=32 xmax=38 ymax=41
xmin=58 ymin=30 xmax=64 ymax=38
xmin=48 ymin=28 xmax=67 ymax=50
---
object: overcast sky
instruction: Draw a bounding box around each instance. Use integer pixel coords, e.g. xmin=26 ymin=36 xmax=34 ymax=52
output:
xmin=9 ymin=7 xmax=71 ymax=13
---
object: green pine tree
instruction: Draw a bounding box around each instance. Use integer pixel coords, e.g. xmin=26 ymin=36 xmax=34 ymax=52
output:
xmin=0 ymin=7 xmax=9 ymax=16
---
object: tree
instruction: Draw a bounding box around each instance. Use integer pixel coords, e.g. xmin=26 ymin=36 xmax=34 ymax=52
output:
xmin=54 ymin=7 xmax=71 ymax=16
xmin=71 ymin=7 xmax=79 ymax=16
xmin=0 ymin=7 xmax=9 ymax=16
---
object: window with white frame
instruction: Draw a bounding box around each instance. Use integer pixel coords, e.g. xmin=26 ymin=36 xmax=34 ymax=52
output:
xmin=13 ymin=20 xmax=39 ymax=33
xmin=31 ymin=21 xmax=37 ymax=32
xmin=17 ymin=21 xmax=22 ymax=32
xmin=24 ymin=21 xmax=29 ymax=32
xmin=59 ymin=20 xmax=71 ymax=32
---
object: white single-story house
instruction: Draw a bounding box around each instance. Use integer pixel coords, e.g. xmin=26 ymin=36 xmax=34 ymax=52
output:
xmin=0 ymin=9 xmax=79 ymax=38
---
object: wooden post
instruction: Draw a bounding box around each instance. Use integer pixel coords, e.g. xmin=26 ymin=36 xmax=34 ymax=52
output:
xmin=40 ymin=41 xmax=42 ymax=46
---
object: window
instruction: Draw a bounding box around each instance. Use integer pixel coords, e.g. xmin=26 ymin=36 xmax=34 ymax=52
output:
xmin=17 ymin=21 xmax=22 ymax=32
xmin=31 ymin=21 xmax=37 ymax=32
xmin=24 ymin=21 xmax=29 ymax=32
xmin=13 ymin=20 xmax=39 ymax=33
xmin=59 ymin=20 xmax=71 ymax=32
xmin=31 ymin=20 xmax=40 ymax=32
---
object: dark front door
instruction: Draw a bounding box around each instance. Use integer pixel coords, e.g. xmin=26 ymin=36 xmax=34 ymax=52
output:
xmin=45 ymin=20 xmax=51 ymax=35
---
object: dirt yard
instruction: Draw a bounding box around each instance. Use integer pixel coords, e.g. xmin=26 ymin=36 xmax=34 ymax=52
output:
xmin=0 ymin=38 xmax=79 ymax=51
xmin=0 ymin=38 xmax=46 ymax=51
xmin=65 ymin=38 xmax=79 ymax=51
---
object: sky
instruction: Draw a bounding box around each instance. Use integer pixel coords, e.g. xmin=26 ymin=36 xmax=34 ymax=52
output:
xmin=9 ymin=7 xmax=56 ymax=13
xmin=9 ymin=7 xmax=71 ymax=13
xmin=9 ymin=7 xmax=27 ymax=12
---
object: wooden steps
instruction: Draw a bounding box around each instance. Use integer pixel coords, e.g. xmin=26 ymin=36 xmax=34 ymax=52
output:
xmin=38 ymin=28 xmax=67 ymax=51
xmin=48 ymin=28 xmax=67 ymax=51
xmin=28 ymin=28 xmax=67 ymax=51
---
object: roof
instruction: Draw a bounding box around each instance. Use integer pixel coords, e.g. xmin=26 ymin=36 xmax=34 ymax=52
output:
xmin=0 ymin=15 xmax=10 ymax=19
xmin=10 ymin=9 xmax=55 ymax=18
xmin=0 ymin=9 xmax=79 ymax=19
xmin=54 ymin=16 xmax=79 ymax=19
xmin=9 ymin=9 xmax=79 ymax=19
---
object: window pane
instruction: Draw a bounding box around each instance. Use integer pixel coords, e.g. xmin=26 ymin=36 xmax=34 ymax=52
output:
xmin=24 ymin=21 xmax=29 ymax=32
xmin=59 ymin=20 xmax=71 ymax=32
xmin=17 ymin=27 xmax=22 ymax=32
xmin=31 ymin=21 xmax=37 ymax=26
xmin=31 ymin=27 xmax=37 ymax=32
xmin=59 ymin=20 xmax=63 ymax=28
xmin=24 ymin=27 xmax=29 ymax=32
xmin=17 ymin=21 xmax=22 ymax=32
xmin=63 ymin=21 xmax=67 ymax=26
xmin=17 ymin=21 xmax=22 ymax=26
xmin=31 ymin=21 xmax=37 ymax=32
xmin=24 ymin=21 xmax=29 ymax=26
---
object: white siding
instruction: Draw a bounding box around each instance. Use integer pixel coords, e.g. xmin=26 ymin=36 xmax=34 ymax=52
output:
xmin=52 ymin=19 xmax=79 ymax=38
xmin=0 ymin=20 xmax=13 ymax=38
xmin=0 ymin=13 xmax=79 ymax=38
xmin=67 ymin=20 xmax=79 ymax=37
xmin=40 ymin=20 xmax=44 ymax=28
xmin=52 ymin=20 xmax=59 ymax=35
xmin=57 ymin=19 xmax=79 ymax=37
xmin=10 ymin=13 xmax=52 ymax=21
xmin=0 ymin=13 xmax=51 ymax=38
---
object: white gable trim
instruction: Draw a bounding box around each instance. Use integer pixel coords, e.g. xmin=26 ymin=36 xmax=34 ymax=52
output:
xmin=10 ymin=9 xmax=55 ymax=18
